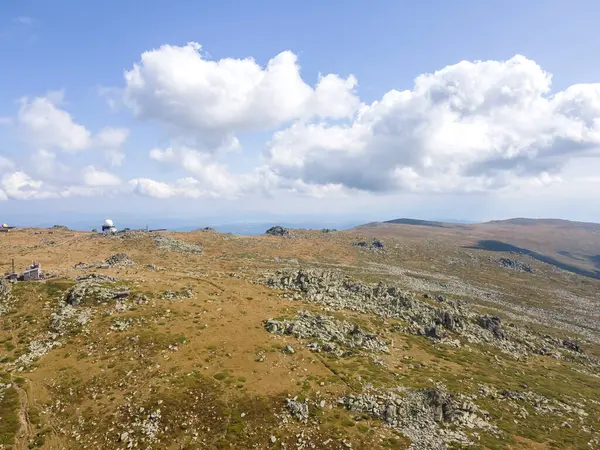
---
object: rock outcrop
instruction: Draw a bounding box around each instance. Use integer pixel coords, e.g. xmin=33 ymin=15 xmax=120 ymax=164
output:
xmin=265 ymin=226 xmax=290 ymax=237
xmin=496 ymin=257 xmax=535 ymax=273
xmin=65 ymin=275 xmax=123 ymax=306
xmin=263 ymin=268 xmax=600 ymax=364
xmin=343 ymin=387 xmax=497 ymax=449
xmin=105 ymin=253 xmax=135 ymax=267
xmin=265 ymin=311 xmax=389 ymax=356
xmin=0 ymin=278 xmax=13 ymax=315
xmin=353 ymin=239 xmax=385 ymax=251
xmin=153 ymin=234 xmax=203 ymax=253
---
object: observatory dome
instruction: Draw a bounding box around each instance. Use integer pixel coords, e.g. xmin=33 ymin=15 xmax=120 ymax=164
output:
xmin=104 ymin=219 xmax=114 ymax=227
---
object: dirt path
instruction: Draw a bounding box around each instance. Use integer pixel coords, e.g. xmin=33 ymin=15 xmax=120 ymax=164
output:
xmin=14 ymin=384 xmax=33 ymax=450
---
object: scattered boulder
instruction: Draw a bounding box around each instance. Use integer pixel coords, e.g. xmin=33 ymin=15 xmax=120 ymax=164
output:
xmin=263 ymin=268 xmax=600 ymax=363
xmin=343 ymin=387 xmax=497 ymax=449
xmin=162 ymin=288 xmax=194 ymax=301
xmin=438 ymin=310 xmax=460 ymax=331
xmin=562 ymin=338 xmax=581 ymax=353
xmin=76 ymin=274 xmax=117 ymax=283
xmin=113 ymin=290 xmax=131 ymax=299
xmin=372 ymin=239 xmax=384 ymax=249
xmin=477 ymin=315 xmax=506 ymax=340
xmin=353 ymin=239 xmax=385 ymax=251
xmin=73 ymin=253 xmax=135 ymax=270
xmin=425 ymin=388 xmax=456 ymax=423
xmin=0 ymin=278 xmax=11 ymax=297
xmin=105 ymin=253 xmax=135 ymax=267
xmin=265 ymin=311 xmax=388 ymax=356
xmin=65 ymin=276 xmax=122 ymax=306
xmin=286 ymin=398 xmax=309 ymax=422
xmin=424 ymin=323 xmax=444 ymax=339
xmin=496 ymin=257 xmax=535 ymax=273
xmin=282 ymin=345 xmax=295 ymax=354
xmin=153 ymin=234 xmax=203 ymax=253
xmin=265 ymin=226 xmax=289 ymax=236
xmin=110 ymin=229 xmax=146 ymax=239
xmin=197 ymin=227 xmax=215 ymax=232
xmin=0 ymin=278 xmax=12 ymax=315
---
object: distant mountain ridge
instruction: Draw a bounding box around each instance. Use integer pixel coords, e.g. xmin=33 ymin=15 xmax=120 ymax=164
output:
xmin=352 ymin=217 xmax=600 ymax=280
xmin=383 ymin=218 xmax=473 ymax=230
xmin=483 ymin=217 xmax=600 ymax=231
xmin=384 ymin=218 xmax=446 ymax=227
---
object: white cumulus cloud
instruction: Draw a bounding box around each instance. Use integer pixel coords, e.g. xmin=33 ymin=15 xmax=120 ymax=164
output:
xmin=123 ymin=42 xmax=358 ymax=150
xmin=1 ymin=171 xmax=48 ymax=200
xmin=17 ymin=92 xmax=129 ymax=167
xmin=9 ymin=51 xmax=600 ymax=204
xmin=129 ymin=178 xmax=200 ymax=199
xmin=94 ymin=127 xmax=130 ymax=166
xmin=30 ymin=149 xmax=70 ymax=180
xmin=136 ymin=143 xmax=349 ymax=200
xmin=18 ymin=91 xmax=92 ymax=152
xmin=0 ymin=168 xmax=124 ymax=200
xmin=82 ymin=166 xmax=121 ymax=186
xmin=146 ymin=146 xmax=246 ymax=197
xmin=266 ymin=55 xmax=600 ymax=194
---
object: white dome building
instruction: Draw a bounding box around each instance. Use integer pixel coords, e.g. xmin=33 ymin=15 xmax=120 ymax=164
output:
xmin=101 ymin=218 xmax=117 ymax=234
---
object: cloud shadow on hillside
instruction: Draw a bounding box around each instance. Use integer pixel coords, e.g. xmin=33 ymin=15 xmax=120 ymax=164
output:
xmin=590 ymin=254 xmax=600 ymax=270
xmin=465 ymin=240 xmax=600 ymax=280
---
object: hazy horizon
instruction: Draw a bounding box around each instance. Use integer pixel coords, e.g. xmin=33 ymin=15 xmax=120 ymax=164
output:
xmin=2 ymin=212 xmax=596 ymax=235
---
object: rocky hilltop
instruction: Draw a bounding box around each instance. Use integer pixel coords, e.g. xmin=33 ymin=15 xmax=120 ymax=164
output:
xmin=0 ymin=225 xmax=599 ymax=449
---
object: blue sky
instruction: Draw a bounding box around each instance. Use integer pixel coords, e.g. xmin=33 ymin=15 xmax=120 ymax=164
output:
xmin=2 ymin=0 xmax=600 ymax=229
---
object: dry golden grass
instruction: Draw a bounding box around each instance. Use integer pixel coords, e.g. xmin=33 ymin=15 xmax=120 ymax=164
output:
xmin=0 ymin=227 xmax=599 ymax=449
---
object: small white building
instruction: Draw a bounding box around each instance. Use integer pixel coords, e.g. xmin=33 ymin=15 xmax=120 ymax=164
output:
xmin=102 ymin=219 xmax=117 ymax=234
xmin=23 ymin=262 xmax=41 ymax=281
xmin=0 ymin=223 xmax=14 ymax=233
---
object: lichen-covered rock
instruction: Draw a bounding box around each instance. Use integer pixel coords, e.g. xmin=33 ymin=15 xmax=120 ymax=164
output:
xmin=105 ymin=253 xmax=135 ymax=267
xmin=477 ymin=315 xmax=506 ymax=340
xmin=162 ymin=288 xmax=194 ymax=301
xmin=343 ymin=387 xmax=498 ymax=449
xmin=353 ymin=239 xmax=385 ymax=251
xmin=496 ymin=257 xmax=535 ymax=273
xmin=0 ymin=278 xmax=13 ymax=316
xmin=562 ymin=338 xmax=581 ymax=353
xmin=286 ymin=398 xmax=309 ymax=422
xmin=263 ymin=268 xmax=600 ymax=367
xmin=153 ymin=234 xmax=203 ymax=253
xmin=0 ymin=278 xmax=11 ymax=297
xmin=265 ymin=226 xmax=289 ymax=236
xmin=265 ymin=311 xmax=388 ymax=356
xmin=65 ymin=276 xmax=122 ymax=306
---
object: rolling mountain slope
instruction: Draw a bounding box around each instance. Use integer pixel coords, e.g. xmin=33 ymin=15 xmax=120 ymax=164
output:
xmin=1 ymin=226 xmax=599 ymax=449
xmin=354 ymin=218 xmax=600 ymax=279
